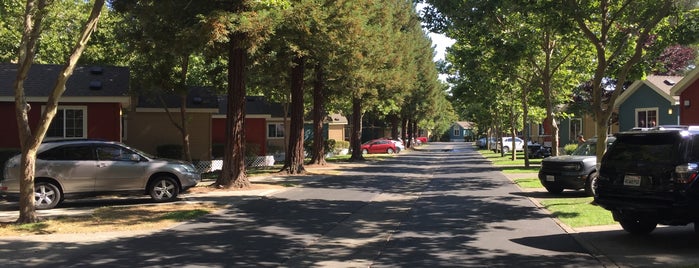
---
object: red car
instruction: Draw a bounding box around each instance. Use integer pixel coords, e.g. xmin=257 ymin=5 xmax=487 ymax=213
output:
xmin=416 ymin=136 xmax=428 ymax=143
xmin=361 ymin=139 xmax=397 ymax=154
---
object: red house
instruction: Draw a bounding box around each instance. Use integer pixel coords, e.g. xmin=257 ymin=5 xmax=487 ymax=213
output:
xmin=0 ymin=63 xmax=130 ymax=149
xmin=672 ymin=68 xmax=699 ymax=125
xmin=212 ymin=96 xmax=288 ymax=157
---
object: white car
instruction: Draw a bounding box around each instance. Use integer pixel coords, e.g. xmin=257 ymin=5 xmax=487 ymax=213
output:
xmin=390 ymin=140 xmax=405 ymax=153
xmin=491 ymin=137 xmax=525 ymax=154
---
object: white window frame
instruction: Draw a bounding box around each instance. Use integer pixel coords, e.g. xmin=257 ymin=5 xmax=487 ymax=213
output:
xmin=453 ymin=127 xmax=461 ymax=136
xmin=538 ymin=124 xmax=545 ymax=135
xmin=569 ymin=118 xmax=582 ymax=143
xmin=44 ymin=105 xmax=88 ymax=140
xmin=121 ymin=113 xmax=128 ymax=141
xmin=267 ymin=123 xmax=285 ymax=139
xmin=635 ymin=108 xmax=658 ymax=127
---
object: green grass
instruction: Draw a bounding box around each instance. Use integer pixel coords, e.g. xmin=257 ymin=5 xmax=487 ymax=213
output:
xmin=479 ymin=149 xmax=542 ymax=165
xmin=539 ymin=197 xmax=616 ymax=227
xmin=501 ymin=166 xmax=540 ymax=173
xmin=513 ymin=177 xmax=543 ymax=188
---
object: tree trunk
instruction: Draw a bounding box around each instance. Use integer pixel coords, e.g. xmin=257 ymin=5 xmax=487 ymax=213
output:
xmin=179 ymin=95 xmax=191 ymax=162
xmin=508 ymin=102 xmax=517 ymax=160
xmin=389 ymin=114 xmax=399 ymax=140
xmin=406 ymin=118 xmax=414 ymax=148
xmin=179 ymin=56 xmax=192 ymax=162
xmin=400 ymin=117 xmax=408 ymax=147
xmin=282 ymin=56 xmax=306 ymax=174
xmin=14 ymin=0 xmax=105 ymax=223
xmin=216 ymin=31 xmax=250 ymax=189
xmin=522 ymin=85 xmax=530 ymax=167
xmin=349 ymin=97 xmax=364 ymax=161
xmin=309 ymin=64 xmax=327 ymax=165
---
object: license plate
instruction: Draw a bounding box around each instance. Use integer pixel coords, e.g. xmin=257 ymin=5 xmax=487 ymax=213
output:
xmin=546 ymin=175 xmax=555 ymax=182
xmin=624 ymin=175 xmax=642 ymax=186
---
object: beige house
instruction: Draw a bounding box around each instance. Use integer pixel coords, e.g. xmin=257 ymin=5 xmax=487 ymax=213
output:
xmin=125 ymin=87 xmax=218 ymax=161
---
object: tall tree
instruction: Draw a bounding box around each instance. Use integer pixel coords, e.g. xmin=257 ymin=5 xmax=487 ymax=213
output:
xmin=12 ymin=0 xmax=105 ymax=223
xmin=206 ymin=0 xmax=288 ymax=188
xmin=112 ymin=0 xmax=214 ymax=162
xmin=1 ymin=0 xmax=126 ymax=65
xmin=565 ymin=0 xmax=677 ymax=162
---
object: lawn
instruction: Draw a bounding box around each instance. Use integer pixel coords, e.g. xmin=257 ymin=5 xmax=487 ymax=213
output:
xmin=538 ymin=197 xmax=616 ymax=227
xmin=478 ymin=148 xmax=543 ymax=166
xmin=513 ymin=177 xmax=543 ymax=188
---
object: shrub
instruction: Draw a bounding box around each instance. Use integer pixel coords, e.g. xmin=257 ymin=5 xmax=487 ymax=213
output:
xmin=563 ymin=143 xmax=579 ymax=155
xmin=335 ymin=140 xmax=350 ymax=149
xmin=157 ymin=144 xmax=182 ymax=159
xmin=246 ymin=143 xmax=261 ymax=158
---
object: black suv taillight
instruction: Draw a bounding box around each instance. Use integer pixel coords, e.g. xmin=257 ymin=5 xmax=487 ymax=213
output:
xmin=675 ymin=163 xmax=699 ymax=184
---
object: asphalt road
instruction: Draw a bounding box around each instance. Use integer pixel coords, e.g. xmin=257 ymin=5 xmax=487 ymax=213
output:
xmin=6 ymin=142 xmax=696 ymax=267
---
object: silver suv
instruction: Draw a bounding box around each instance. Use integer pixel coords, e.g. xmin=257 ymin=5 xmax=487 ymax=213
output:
xmin=1 ymin=140 xmax=200 ymax=209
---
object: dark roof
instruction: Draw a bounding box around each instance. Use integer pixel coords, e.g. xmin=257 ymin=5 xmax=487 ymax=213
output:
xmin=136 ymin=86 xmax=219 ymax=109
xmin=0 ymin=63 xmax=129 ymax=98
xmin=218 ymin=96 xmax=287 ymax=117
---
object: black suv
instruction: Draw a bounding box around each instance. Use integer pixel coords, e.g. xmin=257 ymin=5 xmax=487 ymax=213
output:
xmin=539 ymin=137 xmax=615 ymax=196
xmin=596 ymin=127 xmax=699 ymax=234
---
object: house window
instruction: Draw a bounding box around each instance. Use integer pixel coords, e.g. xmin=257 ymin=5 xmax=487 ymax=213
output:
xmin=453 ymin=127 xmax=461 ymax=136
xmin=569 ymin=118 xmax=582 ymax=143
xmin=268 ymin=123 xmax=284 ymax=138
xmin=636 ymin=108 xmax=658 ymax=127
xmin=46 ymin=107 xmax=87 ymax=139
xmin=539 ymin=124 xmax=545 ymax=136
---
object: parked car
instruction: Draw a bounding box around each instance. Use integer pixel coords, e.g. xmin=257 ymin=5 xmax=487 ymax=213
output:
xmin=538 ymin=137 xmax=615 ymax=196
xmin=477 ymin=137 xmax=497 ymax=149
xmin=390 ymin=139 xmax=405 ymax=153
xmin=416 ymin=137 xmax=428 ymax=144
xmin=491 ymin=137 xmax=525 ymax=154
xmin=1 ymin=140 xmax=201 ymax=209
xmin=527 ymin=142 xmax=552 ymax=159
xmin=595 ymin=127 xmax=699 ymax=234
xmin=361 ymin=139 xmax=397 ymax=154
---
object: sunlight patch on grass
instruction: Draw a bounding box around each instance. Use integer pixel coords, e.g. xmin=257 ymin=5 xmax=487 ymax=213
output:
xmin=539 ymin=197 xmax=616 ymax=227
xmin=514 ymin=178 xmax=543 ymax=188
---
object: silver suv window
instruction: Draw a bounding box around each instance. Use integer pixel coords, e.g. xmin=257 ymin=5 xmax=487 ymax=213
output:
xmin=96 ymin=145 xmax=137 ymax=161
xmin=38 ymin=145 xmax=95 ymax=161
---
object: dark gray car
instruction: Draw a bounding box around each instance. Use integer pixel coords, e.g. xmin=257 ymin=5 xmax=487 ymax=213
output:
xmin=538 ymin=137 xmax=615 ymax=196
xmin=1 ymin=140 xmax=200 ymax=209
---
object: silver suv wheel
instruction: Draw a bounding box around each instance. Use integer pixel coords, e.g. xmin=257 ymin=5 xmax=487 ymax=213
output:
xmin=149 ymin=176 xmax=179 ymax=202
xmin=35 ymin=182 xmax=61 ymax=210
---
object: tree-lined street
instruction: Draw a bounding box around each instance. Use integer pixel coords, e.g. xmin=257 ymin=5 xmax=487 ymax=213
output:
xmin=0 ymin=143 xmax=602 ymax=267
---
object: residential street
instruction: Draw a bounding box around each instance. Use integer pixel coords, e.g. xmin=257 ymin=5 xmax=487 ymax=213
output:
xmin=5 ymin=142 xmax=699 ymax=267
xmin=0 ymin=142 xmax=599 ymax=267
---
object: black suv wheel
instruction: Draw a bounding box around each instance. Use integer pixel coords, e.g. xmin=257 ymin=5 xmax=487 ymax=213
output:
xmin=616 ymin=212 xmax=657 ymax=235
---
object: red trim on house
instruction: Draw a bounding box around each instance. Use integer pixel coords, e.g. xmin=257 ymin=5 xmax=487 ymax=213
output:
xmin=0 ymin=102 xmax=122 ymax=148
xmin=680 ymin=83 xmax=699 ymax=125
xmin=211 ymin=117 xmax=267 ymax=156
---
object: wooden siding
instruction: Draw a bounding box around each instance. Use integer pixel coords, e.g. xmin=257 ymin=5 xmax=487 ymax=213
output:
xmin=0 ymin=102 xmax=122 ymax=148
xmin=126 ymin=111 xmax=211 ymax=161
xmin=680 ymin=82 xmax=699 ymax=125
xmin=618 ymin=85 xmax=678 ymax=131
